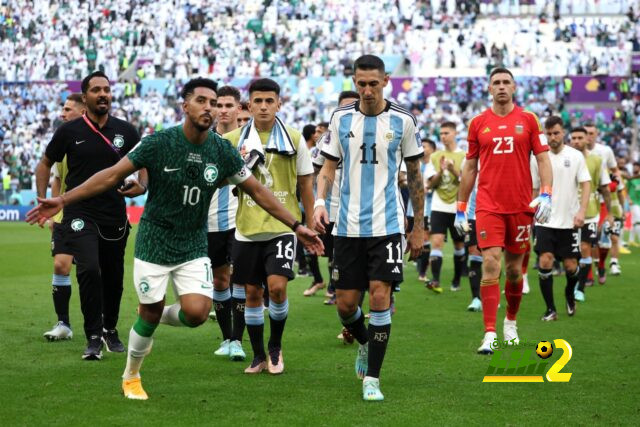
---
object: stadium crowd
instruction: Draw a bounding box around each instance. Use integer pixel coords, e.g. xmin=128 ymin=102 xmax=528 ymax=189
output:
xmin=0 ymin=0 xmax=638 ymax=81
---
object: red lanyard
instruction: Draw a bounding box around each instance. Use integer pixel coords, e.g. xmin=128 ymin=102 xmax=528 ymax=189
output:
xmin=82 ymin=114 xmax=121 ymax=157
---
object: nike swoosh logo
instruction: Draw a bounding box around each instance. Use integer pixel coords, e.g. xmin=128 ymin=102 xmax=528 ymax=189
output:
xmin=164 ymin=167 xmax=180 ymax=172
xmin=118 ymin=227 xmax=125 ymax=231
xmin=75 ymin=140 xmax=85 ymax=144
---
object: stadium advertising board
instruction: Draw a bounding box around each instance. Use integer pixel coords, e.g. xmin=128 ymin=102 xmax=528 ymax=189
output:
xmin=0 ymin=205 xmax=31 ymax=221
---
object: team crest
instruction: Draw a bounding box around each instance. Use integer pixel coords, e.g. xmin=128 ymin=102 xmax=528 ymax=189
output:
xmin=385 ymin=131 xmax=394 ymax=142
xmin=139 ymin=280 xmax=150 ymax=294
xmin=515 ymin=124 xmax=524 ymax=134
xmin=70 ymin=218 xmax=84 ymax=232
xmin=564 ymin=159 xmax=571 ymax=168
xmin=113 ymin=134 xmax=125 ymax=148
xmin=480 ymin=230 xmax=487 ymax=240
xmin=204 ymin=165 xmax=218 ymax=183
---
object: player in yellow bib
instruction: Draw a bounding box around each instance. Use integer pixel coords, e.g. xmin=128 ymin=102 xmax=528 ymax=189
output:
xmin=426 ymin=121 xmax=466 ymax=293
xmin=224 ymin=78 xmax=316 ymax=375
xmin=569 ymin=128 xmax=611 ymax=302
xmin=43 ymin=93 xmax=85 ymax=341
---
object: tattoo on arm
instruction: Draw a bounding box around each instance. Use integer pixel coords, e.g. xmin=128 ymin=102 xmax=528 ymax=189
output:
xmin=319 ymin=175 xmax=333 ymax=200
xmin=406 ymin=159 xmax=425 ymax=231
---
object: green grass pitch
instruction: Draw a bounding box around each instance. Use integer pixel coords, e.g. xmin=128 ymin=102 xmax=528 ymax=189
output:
xmin=1 ymin=222 xmax=639 ymax=425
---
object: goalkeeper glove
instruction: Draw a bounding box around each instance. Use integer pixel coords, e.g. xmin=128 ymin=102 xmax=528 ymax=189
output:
xmin=454 ymin=201 xmax=470 ymax=235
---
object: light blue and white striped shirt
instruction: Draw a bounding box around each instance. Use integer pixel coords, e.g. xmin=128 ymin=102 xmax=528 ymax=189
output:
xmin=321 ymin=101 xmax=423 ymax=237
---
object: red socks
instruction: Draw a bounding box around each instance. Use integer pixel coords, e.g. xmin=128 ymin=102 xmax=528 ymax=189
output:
xmin=598 ymin=248 xmax=609 ymax=270
xmin=480 ymin=279 xmax=500 ymax=332
xmin=505 ymin=278 xmax=524 ymax=321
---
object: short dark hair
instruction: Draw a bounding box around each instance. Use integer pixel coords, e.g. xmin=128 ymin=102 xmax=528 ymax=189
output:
xmin=217 ymin=85 xmax=241 ymax=102
xmin=248 ymin=78 xmax=280 ymax=96
xmin=570 ymin=127 xmax=587 ymax=135
xmin=66 ymin=93 xmax=84 ymax=104
xmin=338 ymin=90 xmax=360 ymax=103
xmin=353 ymin=55 xmax=386 ymax=73
xmin=302 ymin=124 xmax=316 ymax=141
xmin=422 ymin=138 xmax=437 ymax=151
xmin=582 ymin=122 xmax=596 ymax=129
xmin=544 ymin=115 xmax=563 ymax=129
xmin=181 ymin=77 xmax=218 ymax=99
xmin=317 ymin=122 xmax=329 ymax=129
xmin=441 ymin=121 xmax=456 ymax=130
xmin=240 ymin=101 xmax=249 ymax=111
xmin=489 ymin=67 xmax=514 ymax=81
xmin=81 ymin=71 xmax=110 ymax=93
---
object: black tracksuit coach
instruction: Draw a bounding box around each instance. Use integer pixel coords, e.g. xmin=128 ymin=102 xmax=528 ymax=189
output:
xmin=45 ymin=115 xmax=139 ymax=341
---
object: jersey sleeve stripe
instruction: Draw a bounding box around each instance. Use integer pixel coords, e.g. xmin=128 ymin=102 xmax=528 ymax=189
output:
xmin=404 ymin=152 xmax=424 ymax=161
xmin=328 ymin=103 xmax=356 ymax=123
xmin=389 ymin=104 xmax=417 ymax=126
xmin=320 ymin=151 xmax=340 ymax=161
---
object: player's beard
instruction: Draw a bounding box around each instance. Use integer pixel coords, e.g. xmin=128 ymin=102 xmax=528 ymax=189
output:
xmin=92 ymin=97 xmax=110 ymax=116
xmin=192 ymin=114 xmax=213 ymax=132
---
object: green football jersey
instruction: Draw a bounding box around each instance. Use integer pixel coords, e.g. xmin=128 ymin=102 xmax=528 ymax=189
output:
xmin=628 ymin=177 xmax=640 ymax=206
xmin=127 ymin=126 xmax=247 ymax=265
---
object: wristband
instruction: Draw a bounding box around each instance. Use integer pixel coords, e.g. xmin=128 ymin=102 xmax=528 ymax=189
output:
xmin=541 ymin=185 xmax=552 ymax=196
xmin=291 ymin=220 xmax=302 ymax=232
xmin=456 ymin=201 xmax=468 ymax=212
xmin=313 ymin=199 xmax=325 ymax=210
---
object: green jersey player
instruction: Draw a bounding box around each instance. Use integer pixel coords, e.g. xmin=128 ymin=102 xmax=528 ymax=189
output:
xmin=27 ymin=78 xmax=323 ymax=400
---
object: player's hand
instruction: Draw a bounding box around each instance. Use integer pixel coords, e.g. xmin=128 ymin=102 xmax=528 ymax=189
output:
xmin=406 ymin=229 xmax=423 ymax=260
xmin=529 ymin=192 xmax=552 ymax=224
xmin=296 ymin=225 xmax=324 ymax=256
xmin=26 ymin=197 xmax=64 ymax=227
xmin=454 ymin=201 xmax=470 ymax=235
xmin=118 ymin=179 xmax=146 ymax=197
xmin=573 ymin=210 xmax=585 ymax=228
xmin=313 ymin=204 xmax=329 ymax=234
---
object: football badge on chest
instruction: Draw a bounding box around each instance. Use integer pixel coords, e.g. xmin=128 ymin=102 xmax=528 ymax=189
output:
xmin=113 ymin=134 xmax=125 ymax=149
xmin=204 ymin=164 xmax=218 ymax=185
xmin=384 ymin=130 xmax=394 ymax=142
xmin=515 ymin=124 xmax=524 ymax=134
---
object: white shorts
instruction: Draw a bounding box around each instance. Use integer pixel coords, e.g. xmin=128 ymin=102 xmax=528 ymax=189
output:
xmin=632 ymin=205 xmax=640 ymax=224
xmin=133 ymin=257 xmax=213 ymax=304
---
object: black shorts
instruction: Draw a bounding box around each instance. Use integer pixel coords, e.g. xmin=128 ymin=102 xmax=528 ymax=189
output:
xmin=610 ymin=217 xmax=623 ymax=237
xmin=465 ymin=219 xmax=478 ymax=247
xmin=320 ymin=222 xmax=335 ymax=261
xmin=231 ymin=234 xmax=296 ymax=286
xmin=207 ymin=229 xmax=235 ymax=268
xmin=406 ymin=216 xmax=430 ymax=233
xmin=581 ymin=222 xmax=598 ymax=245
xmin=534 ymin=226 xmax=580 ymax=259
xmin=333 ymin=234 xmax=403 ymax=290
xmin=51 ymin=222 xmax=72 ymax=256
xmin=430 ymin=211 xmax=464 ymax=242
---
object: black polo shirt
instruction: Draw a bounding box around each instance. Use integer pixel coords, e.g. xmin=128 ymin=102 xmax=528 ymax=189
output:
xmin=45 ymin=115 xmax=140 ymax=226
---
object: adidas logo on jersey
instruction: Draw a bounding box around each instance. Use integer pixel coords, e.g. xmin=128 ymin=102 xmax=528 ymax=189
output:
xmin=282 ymin=262 xmax=291 ymax=269
xmin=482 ymin=127 xmax=491 ymax=134
xmin=347 ymin=131 xmax=355 ymax=138
xmin=391 ymin=266 xmax=401 ymax=274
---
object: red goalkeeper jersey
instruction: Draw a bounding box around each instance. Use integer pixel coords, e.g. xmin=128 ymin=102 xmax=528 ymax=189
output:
xmin=467 ymin=105 xmax=549 ymax=214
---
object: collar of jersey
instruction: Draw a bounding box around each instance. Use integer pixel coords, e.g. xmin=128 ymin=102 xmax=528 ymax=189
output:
xmin=354 ymin=100 xmax=391 ymax=117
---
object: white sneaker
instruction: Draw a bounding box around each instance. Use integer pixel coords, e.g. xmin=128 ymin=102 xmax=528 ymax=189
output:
xmin=522 ymin=275 xmax=530 ymax=294
xmin=208 ymin=310 xmax=217 ymax=321
xmin=229 ymin=340 xmax=246 ymax=361
xmin=467 ymin=297 xmax=482 ymax=312
xmin=44 ymin=321 xmax=73 ymax=341
xmin=214 ymin=339 xmax=231 ymax=356
xmin=503 ymin=318 xmax=519 ymax=345
xmin=610 ymin=263 xmax=621 ymax=276
xmin=477 ymin=331 xmax=497 ymax=354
